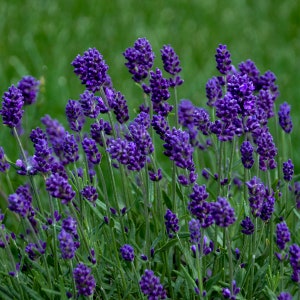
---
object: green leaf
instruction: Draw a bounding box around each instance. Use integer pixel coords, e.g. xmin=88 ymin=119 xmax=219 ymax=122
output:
xmin=156 ymin=238 xmax=178 ymax=253
xmin=162 ymin=190 xmax=172 ymax=209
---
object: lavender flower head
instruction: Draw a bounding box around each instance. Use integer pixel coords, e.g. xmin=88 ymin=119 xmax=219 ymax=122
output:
xmin=240 ymin=141 xmax=254 ymax=169
xmin=58 ymin=229 xmax=77 ymax=259
xmin=72 ymin=47 xmax=110 ymax=92
xmin=79 ymin=90 xmax=108 ymax=119
xmin=278 ymin=102 xmax=293 ymax=133
xmin=205 ymin=76 xmax=223 ymax=106
xmin=65 ymin=100 xmax=85 ymax=132
xmin=46 ymin=173 xmax=76 ymax=204
xmin=17 ymin=76 xmax=40 ymax=105
xmin=62 ymin=216 xmax=78 ymax=238
xmin=160 ymin=44 xmax=183 ymax=86
xmin=276 ymin=221 xmax=291 ymax=251
xmin=246 ymin=176 xmax=266 ymax=217
xmin=163 ymin=128 xmax=194 ymax=170
xmin=240 ymin=216 xmax=255 ymax=235
xmin=215 ymin=44 xmax=232 ymax=75
xmin=8 ymin=184 xmax=32 ymax=218
xmin=123 ymin=37 xmax=155 ymax=82
xmin=164 ymin=209 xmax=179 ymax=238
xmin=189 ymin=218 xmax=201 ymax=244
xmin=282 ymin=159 xmax=294 ymax=182
xmin=0 ymin=147 xmax=10 ymax=172
xmin=120 ymin=244 xmax=135 ymax=262
xmin=82 ymin=137 xmax=102 ymax=165
xmin=289 ymin=244 xmax=300 ymax=282
xmin=30 ymin=127 xmax=54 ymax=173
xmin=73 ymin=263 xmax=96 ymax=296
xmin=139 ymin=269 xmax=167 ymax=300
xmin=81 ymin=186 xmax=98 ymax=204
xmin=211 ymin=197 xmax=236 ymax=227
xmin=1 ymin=85 xmax=24 ymax=128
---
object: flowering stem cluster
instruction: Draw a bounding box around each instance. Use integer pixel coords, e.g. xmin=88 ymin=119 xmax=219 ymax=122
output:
xmin=0 ymin=39 xmax=298 ymax=300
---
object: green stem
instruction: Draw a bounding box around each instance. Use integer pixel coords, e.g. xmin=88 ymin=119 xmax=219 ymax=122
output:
xmin=225 ymin=228 xmax=234 ymax=295
xmin=13 ymin=128 xmax=44 ymax=216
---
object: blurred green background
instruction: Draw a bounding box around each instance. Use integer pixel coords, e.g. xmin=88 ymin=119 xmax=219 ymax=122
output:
xmin=0 ymin=0 xmax=299 ymax=165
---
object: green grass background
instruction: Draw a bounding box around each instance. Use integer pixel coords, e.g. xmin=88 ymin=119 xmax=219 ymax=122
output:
xmin=0 ymin=0 xmax=299 ymax=167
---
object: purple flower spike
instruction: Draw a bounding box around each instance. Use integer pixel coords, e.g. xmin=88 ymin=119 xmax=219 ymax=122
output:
xmin=58 ymin=229 xmax=77 ymax=259
xmin=205 ymin=76 xmax=223 ymax=106
xmin=123 ymin=37 xmax=155 ymax=82
xmin=79 ymin=90 xmax=108 ymax=119
xmin=8 ymin=184 xmax=32 ymax=218
xmin=82 ymin=137 xmax=102 ymax=165
xmin=215 ymin=44 xmax=232 ymax=75
xmin=120 ymin=244 xmax=135 ymax=262
xmin=81 ymin=186 xmax=98 ymax=204
xmin=240 ymin=216 xmax=255 ymax=235
xmin=73 ymin=263 xmax=96 ymax=296
xmin=139 ymin=269 xmax=167 ymax=300
xmin=0 ymin=147 xmax=10 ymax=172
xmin=240 ymin=141 xmax=254 ymax=169
xmin=1 ymin=85 xmax=24 ymax=128
xmin=160 ymin=44 xmax=183 ymax=86
xmin=163 ymin=128 xmax=194 ymax=170
xmin=62 ymin=133 xmax=79 ymax=165
xmin=46 ymin=173 xmax=75 ymax=204
xmin=278 ymin=102 xmax=293 ymax=133
xmin=246 ymin=176 xmax=266 ymax=218
xmin=164 ymin=209 xmax=179 ymax=238
xmin=276 ymin=221 xmax=291 ymax=251
xmin=289 ymin=244 xmax=300 ymax=282
xmin=211 ymin=197 xmax=236 ymax=227
xmin=189 ymin=218 xmax=201 ymax=244
xmin=30 ymin=127 xmax=54 ymax=173
xmin=72 ymin=47 xmax=110 ymax=92
xmin=65 ymin=100 xmax=85 ymax=132
xmin=17 ymin=76 xmax=40 ymax=105
xmin=148 ymin=68 xmax=170 ymax=103
xmin=62 ymin=216 xmax=78 ymax=238
xmin=283 ymin=159 xmax=294 ymax=182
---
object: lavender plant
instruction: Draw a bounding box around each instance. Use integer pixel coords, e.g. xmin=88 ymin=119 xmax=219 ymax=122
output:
xmin=0 ymin=38 xmax=299 ymax=299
